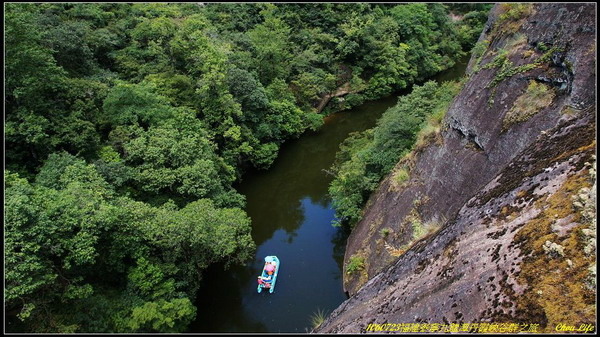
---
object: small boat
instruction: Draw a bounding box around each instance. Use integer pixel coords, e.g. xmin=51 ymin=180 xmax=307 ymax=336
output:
xmin=257 ymin=256 xmax=280 ymax=294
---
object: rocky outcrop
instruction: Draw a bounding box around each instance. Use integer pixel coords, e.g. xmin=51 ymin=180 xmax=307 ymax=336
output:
xmin=318 ymin=3 xmax=596 ymax=333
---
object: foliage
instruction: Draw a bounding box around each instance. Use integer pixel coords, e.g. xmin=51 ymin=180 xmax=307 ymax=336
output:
xmin=453 ymin=7 xmax=492 ymax=49
xmin=125 ymin=298 xmax=197 ymax=332
xmin=5 ymin=4 xmax=107 ymax=172
xmin=492 ymin=3 xmax=533 ymax=37
xmin=328 ymin=130 xmax=379 ymax=225
xmin=346 ymin=255 xmax=366 ymax=274
xmin=483 ymin=45 xmax=563 ymax=105
xmin=392 ymin=167 xmax=410 ymax=186
xmin=497 ymin=3 xmax=533 ymax=24
xmin=503 ymin=80 xmax=555 ymax=130
xmin=5 ymin=162 xmax=254 ymax=332
xmin=247 ymin=5 xmax=294 ymax=85
xmin=380 ymin=228 xmax=391 ymax=237
xmin=309 ymin=308 xmax=327 ymax=330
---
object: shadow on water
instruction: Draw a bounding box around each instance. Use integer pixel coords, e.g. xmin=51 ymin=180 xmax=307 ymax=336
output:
xmin=189 ymin=55 xmax=469 ymax=333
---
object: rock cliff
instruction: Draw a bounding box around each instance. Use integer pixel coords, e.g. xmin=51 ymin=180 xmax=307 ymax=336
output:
xmin=318 ymin=3 xmax=596 ymax=333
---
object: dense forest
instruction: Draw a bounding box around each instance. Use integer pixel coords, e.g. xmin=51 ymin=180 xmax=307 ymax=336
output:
xmin=5 ymin=3 xmax=490 ymax=332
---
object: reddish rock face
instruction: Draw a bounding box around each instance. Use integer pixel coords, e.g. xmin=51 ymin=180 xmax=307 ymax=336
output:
xmin=319 ymin=3 xmax=596 ymax=333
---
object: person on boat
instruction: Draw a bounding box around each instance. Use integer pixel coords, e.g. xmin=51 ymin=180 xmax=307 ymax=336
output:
xmin=258 ymin=275 xmax=272 ymax=285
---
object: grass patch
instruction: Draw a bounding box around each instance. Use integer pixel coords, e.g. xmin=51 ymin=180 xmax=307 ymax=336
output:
xmin=522 ymin=50 xmax=535 ymax=59
xmin=384 ymin=209 xmax=445 ymax=259
xmin=408 ymin=208 xmax=441 ymax=242
xmin=413 ymin=81 xmax=460 ymax=152
xmin=483 ymin=49 xmax=509 ymax=71
xmin=485 ymin=45 xmax=563 ymax=106
xmin=504 ymin=33 xmax=528 ymax=53
xmin=411 ymin=217 xmax=428 ymax=239
xmin=346 ymin=254 xmax=365 ymax=275
xmin=414 ymin=121 xmax=442 ymax=154
xmin=384 ymin=242 xmax=407 ymax=258
xmin=345 ymin=251 xmax=370 ymax=290
xmin=392 ymin=166 xmax=409 ymax=185
xmin=470 ymin=39 xmax=490 ymax=73
xmin=503 ymin=80 xmax=555 ymax=130
xmin=492 ymin=3 xmax=534 ymax=37
xmin=560 ymin=105 xmax=580 ymax=116
xmin=309 ymin=308 xmax=326 ymax=330
xmin=487 ymin=45 xmax=563 ymax=89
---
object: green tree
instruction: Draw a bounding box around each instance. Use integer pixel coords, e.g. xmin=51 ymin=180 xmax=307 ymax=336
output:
xmin=247 ymin=5 xmax=294 ymax=84
xmin=124 ymin=298 xmax=196 ymax=332
xmin=102 ymin=82 xmax=176 ymax=128
xmin=5 ymin=163 xmax=253 ymax=332
xmin=5 ymin=4 xmax=68 ymax=170
xmin=5 ymin=172 xmax=56 ymax=322
xmin=113 ymin=16 xmax=177 ymax=80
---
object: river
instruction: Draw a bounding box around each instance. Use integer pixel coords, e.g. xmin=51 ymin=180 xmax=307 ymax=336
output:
xmin=189 ymin=55 xmax=469 ymax=333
